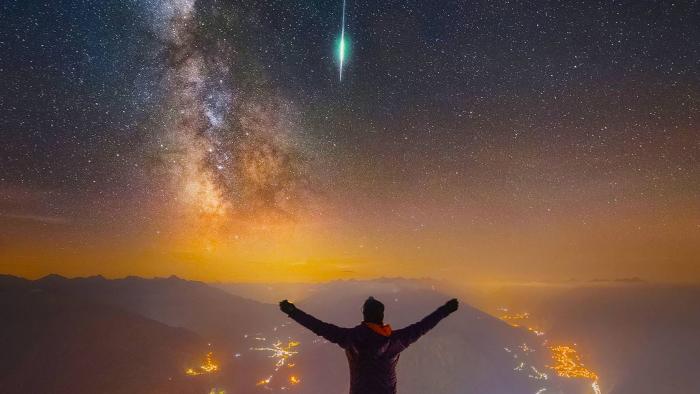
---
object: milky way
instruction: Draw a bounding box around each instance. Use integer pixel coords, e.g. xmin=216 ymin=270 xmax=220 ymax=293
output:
xmin=149 ymin=0 xmax=314 ymax=238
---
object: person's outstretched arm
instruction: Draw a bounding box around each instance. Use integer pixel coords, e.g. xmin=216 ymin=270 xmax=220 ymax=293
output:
xmin=392 ymin=298 xmax=459 ymax=351
xmin=279 ymin=300 xmax=349 ymax=348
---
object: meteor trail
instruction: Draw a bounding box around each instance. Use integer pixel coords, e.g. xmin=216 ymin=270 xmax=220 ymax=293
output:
xmin=338 ymin=0 xmax=347 ymax=81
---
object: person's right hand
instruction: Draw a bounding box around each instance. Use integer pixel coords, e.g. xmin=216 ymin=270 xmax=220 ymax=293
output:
xmin=279 ymin=299 xmax=296 ymax=314
xmin=444 ymin=298 xmax=459 ymax=313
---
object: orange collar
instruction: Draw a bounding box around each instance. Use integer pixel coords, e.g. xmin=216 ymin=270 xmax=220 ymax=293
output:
xmin=363 ymin=322 xmax=392 ymax=337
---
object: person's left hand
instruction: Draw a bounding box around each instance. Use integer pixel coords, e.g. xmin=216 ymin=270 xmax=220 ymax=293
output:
xmin=444 ymin=298 xmax=459 ymax=313
xmin=279 ymin=299 xmax=296 ymax=314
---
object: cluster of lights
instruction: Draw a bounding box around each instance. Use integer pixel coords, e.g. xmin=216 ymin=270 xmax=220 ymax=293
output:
xmin=499 ymin=308 xmax=601 ymax=394
xmin=251 ymin=338 xmax=302 ymax=389
xmin=499 ymin=310 xmax=545 ymax=335
xmin=252 ymin=340 xmax=300 ymax=369
xmin=503 ymin=344 xmax=548 ymax=383
xmin=548 ymin=345 xmax=601 ymax=394
xmin=185 ymin=352 xmax=219 ymax=376
xmin=500 ymin=311 xmax=530 ymax=326
xmin=548 ymin=345 xmax=598 ymax=380
xmin=528 ymin=365 xmax=548 ymax=380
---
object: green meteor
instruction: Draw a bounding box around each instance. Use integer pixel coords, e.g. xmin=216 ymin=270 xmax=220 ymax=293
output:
xmin=338 ymin=0 xmax=347 ymax=81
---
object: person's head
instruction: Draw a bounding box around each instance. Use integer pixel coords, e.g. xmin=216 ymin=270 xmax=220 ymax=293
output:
xmin=362 ymin=296 xmax=384 ymax=324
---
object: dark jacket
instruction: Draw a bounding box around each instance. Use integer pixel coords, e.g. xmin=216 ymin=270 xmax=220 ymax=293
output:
xmin=286 ymin=304 xmax=454 ymax=394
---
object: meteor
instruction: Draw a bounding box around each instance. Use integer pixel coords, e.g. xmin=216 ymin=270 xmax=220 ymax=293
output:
xmin=337 ymin=0 xmax=347 ymax=81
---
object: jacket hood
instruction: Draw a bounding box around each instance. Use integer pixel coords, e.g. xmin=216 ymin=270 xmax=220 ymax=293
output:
xmin=363 ymin=322 xmax=393 ymax=337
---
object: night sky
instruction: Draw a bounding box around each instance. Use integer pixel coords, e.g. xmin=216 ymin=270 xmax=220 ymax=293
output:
xmin=1 ymin=0 xmax=698 ymax=283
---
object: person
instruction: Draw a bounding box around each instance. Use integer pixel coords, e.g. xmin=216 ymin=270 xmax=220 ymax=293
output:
xmin=279 ymin=296 xmax=459 ymax=394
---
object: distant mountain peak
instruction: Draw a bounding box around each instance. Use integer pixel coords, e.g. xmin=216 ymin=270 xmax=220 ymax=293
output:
xmin=39 ymin=273 xmax=68 ymax=281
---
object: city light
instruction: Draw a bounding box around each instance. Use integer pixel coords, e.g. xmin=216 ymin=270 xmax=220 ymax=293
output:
xmin=185 ymin=352 xmax=219 ymax=376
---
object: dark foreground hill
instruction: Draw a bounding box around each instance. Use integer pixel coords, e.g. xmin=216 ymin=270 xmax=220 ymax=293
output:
xmin=0 ymin=274 xmax=293 ymax=394
xmin=0 ymin=280 xmax=208 ymax=394
xmin=33 ymin=274 xmax=282 ymax=350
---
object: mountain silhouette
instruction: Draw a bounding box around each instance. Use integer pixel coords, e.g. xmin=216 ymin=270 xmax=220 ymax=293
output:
xmin=0 ymin=277 xmax=208 ymax=394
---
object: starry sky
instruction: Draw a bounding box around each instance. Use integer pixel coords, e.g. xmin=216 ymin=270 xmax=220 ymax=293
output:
xmin=1 ymin=0 xmax=698 ymax=283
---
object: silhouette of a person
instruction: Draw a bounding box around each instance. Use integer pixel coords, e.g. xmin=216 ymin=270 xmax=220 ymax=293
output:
xmin=279 ymin=296 xmax=458 ymax=394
